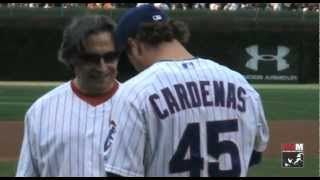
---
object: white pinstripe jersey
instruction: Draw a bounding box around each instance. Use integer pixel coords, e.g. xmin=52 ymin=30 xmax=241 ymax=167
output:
xmin=16 ymin=80 xmax=121 ymax=177
xmin=103 ymin=58 xmax=269 ymax=177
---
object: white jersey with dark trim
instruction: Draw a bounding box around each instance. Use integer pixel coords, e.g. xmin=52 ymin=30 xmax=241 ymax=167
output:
xmin=104 ymin=58 xmax=269 ymax=177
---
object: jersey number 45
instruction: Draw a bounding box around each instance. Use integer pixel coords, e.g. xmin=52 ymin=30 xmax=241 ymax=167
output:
xmin=169 ymin=119 xmax=241 ymax=177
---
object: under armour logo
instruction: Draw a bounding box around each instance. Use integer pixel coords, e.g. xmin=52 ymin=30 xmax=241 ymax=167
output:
xmin=245 ymin=45 xmax=290 ymax=71
xmin=152 ymin=15 xmax=163 ymax=21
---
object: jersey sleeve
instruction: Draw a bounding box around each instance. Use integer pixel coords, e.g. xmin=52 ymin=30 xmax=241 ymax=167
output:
xmin=104 ymin=93 xmax=146 ymax=177
xmin=253 ymin=93 xmax=270 ymax=152
xmin=16 ymin=111 xmax=39 ymax=177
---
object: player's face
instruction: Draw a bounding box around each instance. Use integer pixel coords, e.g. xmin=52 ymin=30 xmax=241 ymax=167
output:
xmin=74 ymin=32 xmax=119 ymax=87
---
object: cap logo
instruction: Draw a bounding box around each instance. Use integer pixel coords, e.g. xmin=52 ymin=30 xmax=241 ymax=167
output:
xmin=152 ymin=15 xmax=163 ymax=21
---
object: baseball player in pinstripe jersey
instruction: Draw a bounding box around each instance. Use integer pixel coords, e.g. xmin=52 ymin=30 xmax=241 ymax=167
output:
xmin=104 ymin=5 xmax=269 ymax=177
xmin=16 ymin=15 xmax=121 ymax=177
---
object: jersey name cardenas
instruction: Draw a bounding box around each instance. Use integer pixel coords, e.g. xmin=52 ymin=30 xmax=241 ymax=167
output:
xmin=104 ymin=58 xmax=269 ymax=177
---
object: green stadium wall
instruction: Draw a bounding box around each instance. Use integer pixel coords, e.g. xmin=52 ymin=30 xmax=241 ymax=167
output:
xmin=0 ymin=8 xmax=318 ymax=83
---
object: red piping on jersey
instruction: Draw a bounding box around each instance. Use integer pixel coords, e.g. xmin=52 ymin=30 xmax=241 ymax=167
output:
xmin=71 ymin=80 xmax=119 ymax=107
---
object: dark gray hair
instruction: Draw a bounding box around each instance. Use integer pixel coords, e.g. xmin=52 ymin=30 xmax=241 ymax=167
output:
xmin=58 ymin=15 xmax=116 ymax=68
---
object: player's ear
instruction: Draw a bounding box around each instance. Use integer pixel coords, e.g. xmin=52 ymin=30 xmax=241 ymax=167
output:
xmin=127 ymin=38 xmax=137 ymax=51
xmin=128 ymin=37 xmax=143 ymax=57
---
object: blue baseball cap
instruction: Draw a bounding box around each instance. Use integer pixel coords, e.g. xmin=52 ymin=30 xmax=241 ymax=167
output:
xmin=116 ymin=4 xmax=168 ymax=52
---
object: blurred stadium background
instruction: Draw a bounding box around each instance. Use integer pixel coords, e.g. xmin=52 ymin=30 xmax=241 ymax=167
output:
xmin=0 ymin=3 xmax=318 ymax=177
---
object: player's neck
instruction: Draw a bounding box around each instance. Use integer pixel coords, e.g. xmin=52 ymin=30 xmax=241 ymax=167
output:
xmin=73 ymin=78 xmax=116 ymax=97
xmin=152 ymin=40 xmax=194 ymax=62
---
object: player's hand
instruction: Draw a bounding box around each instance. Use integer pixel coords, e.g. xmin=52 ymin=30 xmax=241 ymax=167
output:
xmin=249 ymin=150 xmax=262 ymax=167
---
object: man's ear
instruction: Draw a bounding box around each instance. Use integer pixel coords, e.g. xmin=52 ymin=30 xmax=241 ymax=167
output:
xmin=128 ymin=37 xmax=143 ymax=56
xmin=127 ymin=37 xmax=137 ymax=51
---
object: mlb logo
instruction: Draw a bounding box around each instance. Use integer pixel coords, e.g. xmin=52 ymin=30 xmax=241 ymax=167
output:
xmin=152 ymin=15 xmax=163 ymax=21
xmin=281 ymin=143 xmax=304 ymax=168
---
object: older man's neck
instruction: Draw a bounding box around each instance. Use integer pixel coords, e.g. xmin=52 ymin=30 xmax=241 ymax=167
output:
xmin=74 ymin=78 xmax=115 ymax=97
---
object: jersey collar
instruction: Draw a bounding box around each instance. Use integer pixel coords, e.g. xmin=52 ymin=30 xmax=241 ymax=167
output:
xmin=71 ymin=80 xmax=119 ymax=107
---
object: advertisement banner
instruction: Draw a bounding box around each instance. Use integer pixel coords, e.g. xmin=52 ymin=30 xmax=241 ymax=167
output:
xmin=240 ymin=44 xmax=299 ymax=83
